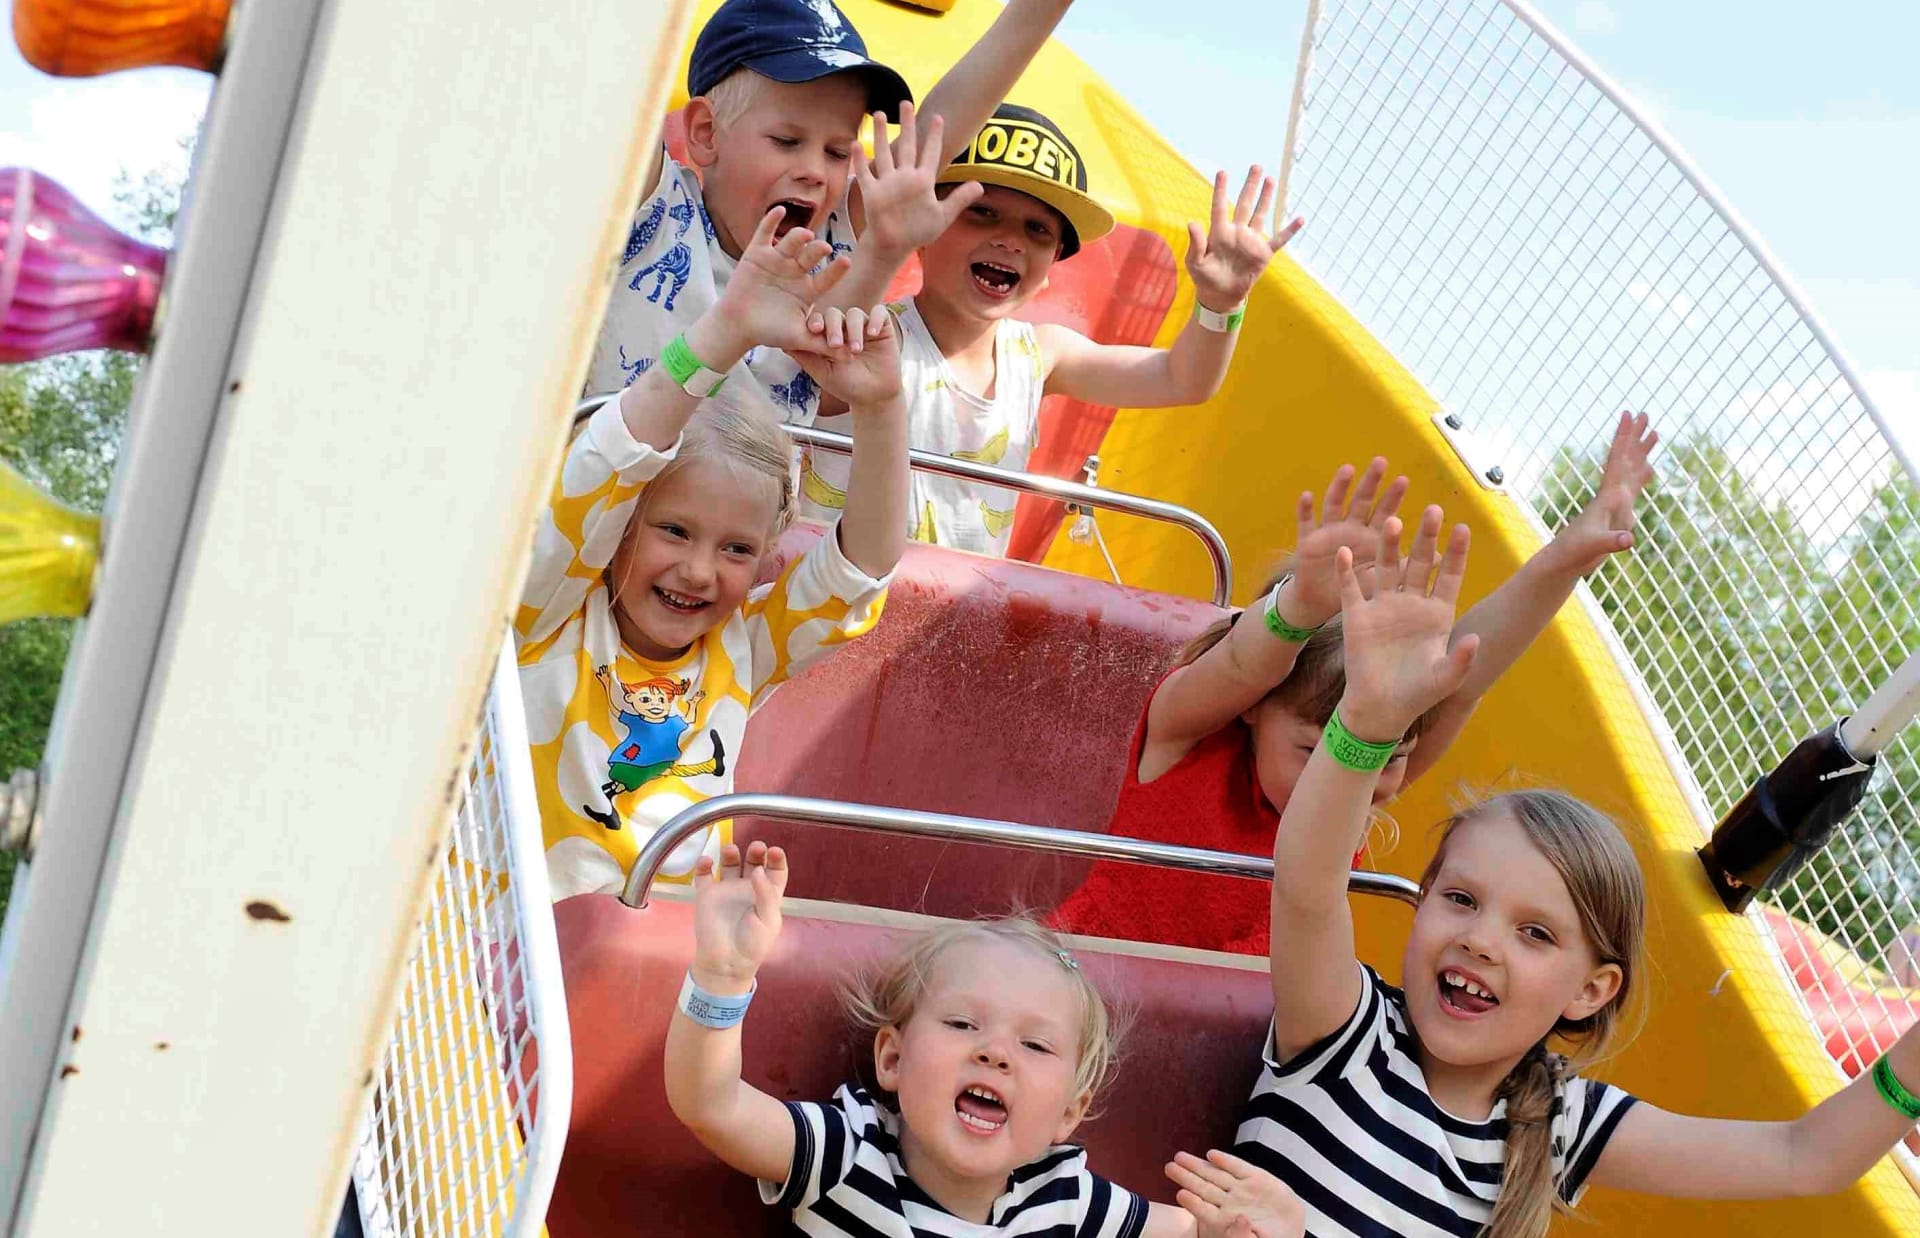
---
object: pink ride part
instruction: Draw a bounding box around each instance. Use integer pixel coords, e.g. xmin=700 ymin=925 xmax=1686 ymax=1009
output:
xmin=0 ymin=168 xmax=166 ymax=363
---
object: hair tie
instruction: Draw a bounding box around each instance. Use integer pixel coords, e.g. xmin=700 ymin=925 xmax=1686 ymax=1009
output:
xmin=1055 ymin=949 xmax=1080 ymax=972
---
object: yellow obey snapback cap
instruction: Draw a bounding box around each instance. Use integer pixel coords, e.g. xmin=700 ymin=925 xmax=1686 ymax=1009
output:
xmin=938 ymin=104 xmax=1115 ymax=259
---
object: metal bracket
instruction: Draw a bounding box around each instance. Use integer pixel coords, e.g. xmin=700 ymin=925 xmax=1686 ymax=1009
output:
xmin=1433 ymin=409 xmax=1507 ymax=492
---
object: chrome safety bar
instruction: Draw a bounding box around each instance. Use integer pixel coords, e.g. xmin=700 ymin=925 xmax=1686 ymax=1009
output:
xmin=572 ymin=396 xmax=1234 ymax=606
xmin=620 ymin=792 xmax=1419 ymax=909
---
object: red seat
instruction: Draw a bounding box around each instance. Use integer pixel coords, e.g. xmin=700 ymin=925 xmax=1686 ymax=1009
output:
xmin=738 ymin=528 xmax=1220 ymax=918
xmin=547 ymin=894 xmax=1273 ymax=1236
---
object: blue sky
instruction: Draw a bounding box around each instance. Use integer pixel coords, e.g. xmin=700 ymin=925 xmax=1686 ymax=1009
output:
xmin=1 ymin=0 xmax=1913 ymax=423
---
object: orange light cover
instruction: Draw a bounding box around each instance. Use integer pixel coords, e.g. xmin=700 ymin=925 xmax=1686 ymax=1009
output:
xmin=14 ymin=0 xmax=231 ymax=77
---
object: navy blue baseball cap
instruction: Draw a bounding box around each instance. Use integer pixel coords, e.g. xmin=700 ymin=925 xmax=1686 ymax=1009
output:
xmin=689 ymin=0 xmax=913 ymax=121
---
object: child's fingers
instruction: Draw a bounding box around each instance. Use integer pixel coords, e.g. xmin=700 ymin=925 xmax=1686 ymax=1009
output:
xmin=1173 ymin=1189 xmax=1221 ymax=1225
xmin=1225 ymin=1217 xmax=1257 ymax=1238
xmin=1431 ymin=522 xmax=1471 ymax=606
xmin=763 ymin=844 xmax=789 ymax=895
xmin=1209 ymin=169 xmax=1230 ymax=239
xmin=938 ymin=179 xmax=985 ymax=226
xmin=1169 ymin=1151 xmax=1239 ymax=1195
xmin=1233 ymin=164 xmax=1265 ymax=227
xmin=1319 ymin=463 xmax=1355 ymax=526
xmin=1186 ymin=221 xmax=1207 ymax=267
xmin=810 ymin=252 xmax=852 ymax=299
xmin=691 ymin=853 xmax=718 ymax=888
xmin=1294 ymin=489 xmax=1315 ymax=544
xmin=748 ymin=206 xmax=788 ymax=252
xmin=1438 ymin=632 xmax=1480 ymax=696
xmin=1373 ymin=516 xmax=1402 ymax=596
xmin=1271 ymin=214 xmax=1305 ymax=248
xmin=865 ymin=303 xmax=892 ymax=340
xmin=819 ymin=307 xmax=845 ymax=350
xmin=1248 ymin=174 xmax=1277 ymax=235
xmin=1346 ymin=456 xmax=1387 ymax=523
xmin=716 ymin=841 xmax=744 ymax=879
xmin=1371 ymin=473 xmax=1410 ymax=529
xmin=893 ymin=101 xmax=917 ymax=165
xmin=844 ymin=306 xmax=868 ymax=354
xmin=870 ymin=110 xmax=895 ymax=176
xmin=1204 ymin=1148 xmax=1261 ymax=1178
xmin=1403 ymin=505 xmax=1443 ymax=592
xmin=1334 ymin=545 xmax=1366 ymax=611
xmin=916 ymin=113 xmax=945 ymax=170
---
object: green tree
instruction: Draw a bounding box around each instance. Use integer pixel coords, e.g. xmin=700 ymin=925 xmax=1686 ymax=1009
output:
xmin=1538 ymin=439 xmax=1920 ymax=963
xmin=0 ymin=155 xmax=184 ymax=915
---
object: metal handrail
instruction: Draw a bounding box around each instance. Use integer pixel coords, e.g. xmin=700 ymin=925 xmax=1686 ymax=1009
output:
xmin=620 ymin=792 xmax=1420 ymax=909
xmin=571 ymin=396 xmax=1235 ymax=606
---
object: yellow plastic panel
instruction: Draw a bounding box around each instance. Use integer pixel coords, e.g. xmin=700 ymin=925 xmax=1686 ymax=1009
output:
xmin=667 ymin=2 xmax=1919 ymax=1228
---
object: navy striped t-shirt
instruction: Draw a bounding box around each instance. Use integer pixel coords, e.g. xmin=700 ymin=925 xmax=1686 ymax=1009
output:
xmin=760 ymin=1085 xmax=1149 ymax=1238
xmin=1235 ymin=964 xmax=1638 ymax=1238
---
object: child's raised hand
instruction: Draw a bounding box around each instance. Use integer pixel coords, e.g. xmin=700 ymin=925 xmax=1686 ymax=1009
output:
xmin=1166 ymin=1151 xmax=1305 ymax=1238
xmin=1335 ymin=506 xmax=1480 ymax=740
xmin=1284 ymin=457 xmax=1410 ymax=628
xmin=1185 ymin=167 xmax=1304 ymax=315
xmin=713 ymin=208 xmax=852 ymax=355
xmin=851 ymin=102 xmax=985 ymax=258
xmin=1552 ymin=410 xmax=1659 ymax=576
xmin=689 ymin=841 xmax=789 ymax=990
xmin=793 ymin=304 xmax=905 ymax=411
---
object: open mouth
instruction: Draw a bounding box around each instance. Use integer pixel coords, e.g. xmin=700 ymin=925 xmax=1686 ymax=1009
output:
xmin=1438 ymin=968 xmax=1499 ymax=1016
xmin=652 ymin=586 xmax=711 ymax=615
xmin=770 ymin=199 xmax=816 ymax=236
xmin=954 ymin=1084 xmax=1009 ymax=1134
xmin=969 ymin=261 xmax=1021 ymax=298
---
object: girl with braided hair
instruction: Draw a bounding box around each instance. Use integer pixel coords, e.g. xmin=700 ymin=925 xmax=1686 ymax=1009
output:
xmin=1231 ymin=507 xmax=1920 ymax=1237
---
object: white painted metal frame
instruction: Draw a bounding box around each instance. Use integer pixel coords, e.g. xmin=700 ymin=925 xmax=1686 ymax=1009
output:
xmin=0 ymin=0 xmax=690 ymax=1230
xmin=1281 ymin=0 xmax=1920 ymax=1105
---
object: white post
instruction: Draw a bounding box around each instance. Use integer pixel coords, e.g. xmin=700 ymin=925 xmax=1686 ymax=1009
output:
xmin=1841 ymin=646 xmax=1920 ymax=759
xmin=1274 ymin=0 xmax=1324 ymax=224
xmin=0 ymin=0 xmax=692 ymax=1230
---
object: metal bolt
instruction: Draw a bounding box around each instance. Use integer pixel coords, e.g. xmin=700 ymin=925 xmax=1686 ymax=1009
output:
xmin=1484 ymin=465 xmax=1506 ymax=485
xmin=1444 ymin=413 xmax=1463 ymax=430
xmin=1 ymin=767 xmax=42 ymax=858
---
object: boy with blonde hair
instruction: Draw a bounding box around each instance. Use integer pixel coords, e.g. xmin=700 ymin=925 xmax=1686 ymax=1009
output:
xmin=589 ymin=0 xmax=1074 ymax=427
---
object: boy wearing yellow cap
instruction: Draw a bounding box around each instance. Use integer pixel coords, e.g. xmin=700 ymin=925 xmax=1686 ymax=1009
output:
xmin=797 ymin=103 xmax=1300 ymax=554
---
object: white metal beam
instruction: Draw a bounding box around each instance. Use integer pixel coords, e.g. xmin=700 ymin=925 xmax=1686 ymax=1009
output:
xmin=0 ymin=0 xmax=693 ymax=1230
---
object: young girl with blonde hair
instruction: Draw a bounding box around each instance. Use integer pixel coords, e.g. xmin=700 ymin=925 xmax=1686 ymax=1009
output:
xmin=666 ymin=840 xmax=1307 ymax=1237
xmin=1052 ymin=414 xmax=1658 ymax=954
xmin=518 ymin=206 xmax=908 ymax=900
xmin=1235 ymin=510 xmax=1920 ymax=1237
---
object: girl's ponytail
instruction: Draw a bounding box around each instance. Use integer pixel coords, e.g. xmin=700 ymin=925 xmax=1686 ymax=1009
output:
xmin=1486 ymin=1043 xmax=1564 ymax=1238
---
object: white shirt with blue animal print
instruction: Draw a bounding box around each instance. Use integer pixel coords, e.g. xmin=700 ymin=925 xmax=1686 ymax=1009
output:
xmin=586 ymin=152 xmax=853 ymax=427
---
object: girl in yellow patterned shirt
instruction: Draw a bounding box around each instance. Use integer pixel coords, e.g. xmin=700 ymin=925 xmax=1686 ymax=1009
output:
xmin=518 ymin=207 xmax=909 ymax=900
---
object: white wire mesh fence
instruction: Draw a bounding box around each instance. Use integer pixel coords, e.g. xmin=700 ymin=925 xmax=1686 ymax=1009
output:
xmin=353 ymin=641 xmax=570 ymax=1238
xmin=1282 ymin=0 xmax=1920 ymax=1078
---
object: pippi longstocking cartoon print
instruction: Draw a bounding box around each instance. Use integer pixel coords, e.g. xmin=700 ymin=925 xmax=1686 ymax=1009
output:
xmin=586 ymin=668 xmax=724 ymax=829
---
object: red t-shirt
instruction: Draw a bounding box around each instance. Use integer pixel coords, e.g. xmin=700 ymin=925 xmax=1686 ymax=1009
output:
xmin=1049 ymin=687 xmax=1363 ymax=956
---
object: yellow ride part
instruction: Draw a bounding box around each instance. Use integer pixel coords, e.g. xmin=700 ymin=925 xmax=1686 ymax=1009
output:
xmin=667 ymin=1 xmax=1920 ymax=1230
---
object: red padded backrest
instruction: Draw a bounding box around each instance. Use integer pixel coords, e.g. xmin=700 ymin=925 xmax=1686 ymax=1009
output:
xmin=548 ymin=894 xmax=1272 ymax=1237
xmin=737 ymin=528 xmax=1220 ymax=918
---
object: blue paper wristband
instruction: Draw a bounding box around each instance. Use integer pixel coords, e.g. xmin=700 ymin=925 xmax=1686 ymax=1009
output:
xmin=678 ymin=971 xmax=756 ymax=1029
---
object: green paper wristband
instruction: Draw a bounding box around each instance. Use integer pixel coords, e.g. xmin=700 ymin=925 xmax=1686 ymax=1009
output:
xmin=1323 ymin=711 xmax=1403 ymax=773
xmin=1873 ymin=1056 xmax=1920 ymax=1121
xmin=1262 ymin=575 xmax=1322 ymax=644
xmin=660 ymin=333 xmax=725 ymax=397
xmin=1194 ymin=301 xmax=1247 ymax=333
